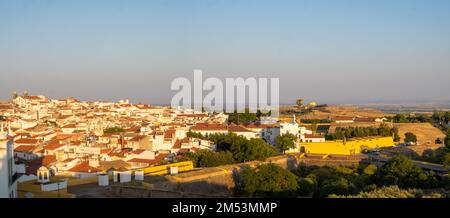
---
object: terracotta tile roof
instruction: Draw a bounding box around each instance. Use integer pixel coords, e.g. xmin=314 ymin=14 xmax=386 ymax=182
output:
xmin=172 ymin=139 xmax=182 ymax=149
xmin=41 ymin=155 xmax=57 ymax=166
xmin=62 ymin=124 xmax=76 ymax=128
xmin=125 ymin=126 xmax=141 ymax=132
xmin=178 ymin=148 xmax=190 ymax=154
xmin=190 ymin=147 xmax=199 ymax=152
xmin=43 ymin=140 xmax=66 ymax=150
xmin=354 ymin=117 xmax=376 ymax=122
xmin=304 ymin=134 xmax=325 ymax=139
xmin=129 ymin=135 xmax=146 ymax=142
xmin=244 ymin=123 xmax=274 ymax=129
xmin=333 ymin=116 xmax=354 ymax=121
xmin=15 ymin=138 xmax=39 ymax=144
xmin=127 ymin=153 xmax=168 ymax=165
xmin=63 ymin=158 xmax=77 ymax=163
xmin=98 ymin=160 xmax=130 ymax=171
xmin=67 ymin=162 xmax=101 ymax=173
xmin=26 ymin=155 xmax=57 ymax=174
xmin=227 ymin=125 xmax=252 ymax=132
xmin=14 ymin=145 xmax=37 ymax=153
xmin=132 ymin=149 xmax=146 ymax=154
xmin=25 ymin=96 xmax=42 ymax=100
xmin=164 ymin=129 xmax=175 ymax=139
xmin=101 ymin=148 xmax=114 ymax=154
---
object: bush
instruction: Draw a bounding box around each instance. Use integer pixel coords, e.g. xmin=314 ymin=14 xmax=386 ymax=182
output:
xmin=320 ymin=178 xmax=351 ymax=197
xmin=298 ymin=178 xmax=316 ymax=196
xmin=376 ymin=155 xmax=438 ymax=189
xmin=239 ymin=164 xmax=299 ymax=197
xmin=443 ymin=153 xmax=450 ymax=170
xmin=362 ymin=164 xmax=377 ymax=176
xmin=326 ymin=124 xmax=396 ymax=140
xmin=445 ymin=130 xmax=450 ymax=149
xmin=329 ymin=186 xmax=417 ymax=198
xmin=209 ymin=133 xmax=277 ymax=162
xmin=275 ymin=133 xmax=297 ymax=154
xmin=404 ymin=132 xmax=417 ymax=143
xmin=104 ymin=127 xmax=124 ymax=133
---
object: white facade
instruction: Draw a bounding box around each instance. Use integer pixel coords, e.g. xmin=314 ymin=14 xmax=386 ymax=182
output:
xmin=113 ymin=170 xmax=132 ymax=183
xmin=98 ymin=174 xmax=109 ymax=186
xmin=264 ymin=121 xmax=300 ymax=145
xmin=170 ymin=166 xmax=179 ymax=175
xmin=0 ymin=138 xmax=18 ymax=198
xmin=134 ymin=170 xmax=144 ymax=181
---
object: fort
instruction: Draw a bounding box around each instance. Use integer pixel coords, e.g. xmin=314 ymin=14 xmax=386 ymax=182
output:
xmin=294 ymin=137 xmax=395 ymax=155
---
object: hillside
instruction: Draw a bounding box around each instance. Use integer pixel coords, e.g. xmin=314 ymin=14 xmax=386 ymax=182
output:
xmin=280 ymin=105 xmax=386 ymax=120
xmin=393 ymin=123 xmax=446 ymax=155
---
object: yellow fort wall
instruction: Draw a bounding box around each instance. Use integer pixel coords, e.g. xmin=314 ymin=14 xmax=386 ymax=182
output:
xmin=142 ymin=161 xmax=194 ymax=176
xmin=296 ymin=137 xmax=395 ymax=155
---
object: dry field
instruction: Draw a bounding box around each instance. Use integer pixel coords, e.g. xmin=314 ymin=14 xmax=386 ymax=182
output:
xmin=393 ymin=123 xmax=445 ymax=155
xmin=281 ymin=105 xmax=386 ymax=120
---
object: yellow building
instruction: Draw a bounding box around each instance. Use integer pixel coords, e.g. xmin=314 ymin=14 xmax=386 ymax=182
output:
xmin=293 ymin=137 xmax=395 ymax=155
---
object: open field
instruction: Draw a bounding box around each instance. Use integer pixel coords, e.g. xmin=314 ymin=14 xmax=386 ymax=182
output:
xmin=281 ymin=105 xmax=386 ymax=120
xmin=393 ymin=123 xmax=445 ymax=155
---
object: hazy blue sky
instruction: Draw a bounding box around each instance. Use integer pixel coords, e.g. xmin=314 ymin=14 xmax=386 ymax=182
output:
xmin=1 ymin=0 xmax=449 ymax=104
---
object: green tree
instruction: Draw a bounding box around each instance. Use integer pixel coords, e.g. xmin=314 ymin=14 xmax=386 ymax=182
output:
xmin=445 ymin=130 xmax=450 ymax=150
xmin=208 ymin=133 xmax=277 ymax=162
xmin=393 ymin=114 xmax=408 ymax=123
xmin=362 ymin=164 xmax=377 ymax=176
xmin=404 ymin=132 xmax=417 ymax=144
xmin=391 ymin=127 xmax=401 ymax=142
xmin=196 ymin=150 xmax=234 ymax=167
xmin=376 ymin=155 xmax=431 ymax=188
xmin=319 ymin=177 xmax=352 ymax=197
xmin=297 ymin=177 xmax=316 ymax=196
xmin=239 ymin=164 xmax=299 ymax=197
xmin=443 ymin=153 xmax=450 ymax=171
xmin=176 ymin=152 xmax=199 ymax=166
xmin=227 ymin=109 xmax=257 ymax=125
xmin=275 ymin=133 xmax=297 ymax=154
xmin=231 ymin=138 xmax=277 ymax=162
xmin=186 ymin=130 xmax=204 ymax=139
xmin=329 ymin=186 xmax=417 ymax=198
xmin=104 ymin=127 xmax=125 ymax=133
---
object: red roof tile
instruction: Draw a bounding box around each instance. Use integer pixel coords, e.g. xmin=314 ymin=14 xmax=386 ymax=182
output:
xmin=14 ymin=145 xmax=37 ymax=153
xmin=67 ymin=162 xmax=101 ymax=173
xmin=15 ymin=138 xmax=39 ymax=144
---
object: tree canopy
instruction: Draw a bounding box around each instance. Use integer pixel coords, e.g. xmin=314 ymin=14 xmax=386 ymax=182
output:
xmin=104 ymin=127 xmax=125 ymax=133
xmin=404 ymin=132 xmax=417 ymax=143
xmin=275 ymin=133 xmax=297 ymax=154
xmin=239 ymin=164 xmax=299 ymax=197
xmin=226 ymin=109 xmax=257 ymax=125
xmin=181 ymin=133 xmax=277 ymax=165
xmin=325 ymin=124 xmax=398 ymax=141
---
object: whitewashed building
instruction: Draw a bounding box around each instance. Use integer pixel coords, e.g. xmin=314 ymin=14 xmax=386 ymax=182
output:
xmin=0 ymin=132 xmax=18 ymax=198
